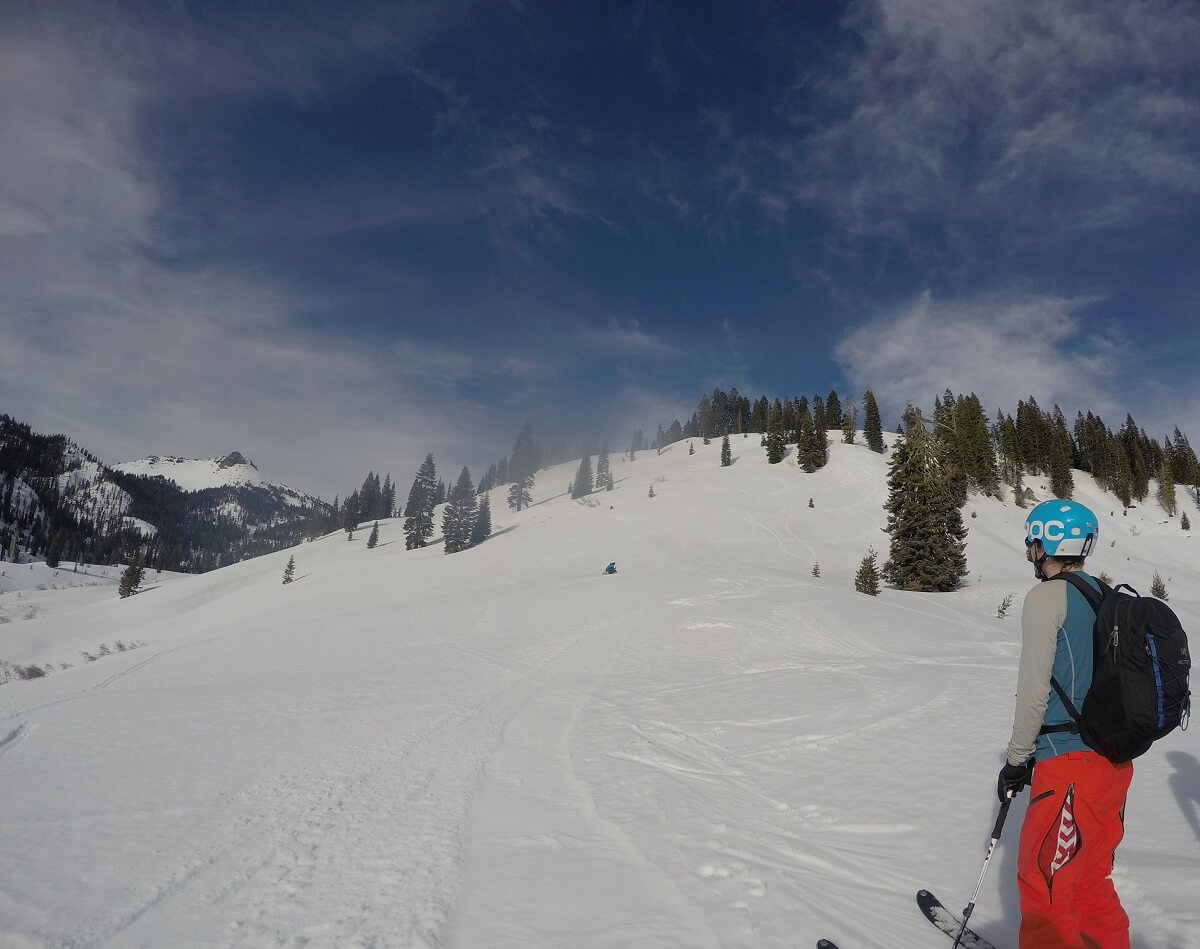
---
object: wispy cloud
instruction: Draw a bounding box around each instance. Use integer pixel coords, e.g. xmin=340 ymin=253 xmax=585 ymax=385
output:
xmin=832 ymin=290 xmax=1200 ymax=437
xmin=795 ymin=0 xmax=1200 ymax=242
xmin=577 ymin=319 xmax=678 ymax=358
xmin=0 ymin=6 xmax=574 ymax=496
xmin=835 ymin=289 xmax=1123 ymax=419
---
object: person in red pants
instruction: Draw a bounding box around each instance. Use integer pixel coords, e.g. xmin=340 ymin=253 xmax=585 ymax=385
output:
xmin=998 ymin=499 xmax=1133 ymax=949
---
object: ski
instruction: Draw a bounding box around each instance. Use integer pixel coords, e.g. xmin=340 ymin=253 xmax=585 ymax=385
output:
xmin=917 ymin=889 xmax=999 ymax=949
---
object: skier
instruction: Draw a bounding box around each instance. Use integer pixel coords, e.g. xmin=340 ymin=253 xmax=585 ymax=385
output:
xmin=997 ymin=499 xmax=1133 ymax=948
xmin=603 ymin=562 xmax=617 ymax=575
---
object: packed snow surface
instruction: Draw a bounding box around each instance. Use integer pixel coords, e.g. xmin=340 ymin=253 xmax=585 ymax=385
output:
xmin=2 ymin=436 xmax=1198 ymax=948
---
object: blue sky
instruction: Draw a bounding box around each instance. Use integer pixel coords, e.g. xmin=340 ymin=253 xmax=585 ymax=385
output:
xmin=2 ymin=1 xmax=1198 ymax=499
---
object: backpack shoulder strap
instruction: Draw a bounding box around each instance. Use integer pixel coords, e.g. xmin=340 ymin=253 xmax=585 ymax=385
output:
xmin=1042 ymin=571 xmax=1105 ymax=735
xmin=1054 ymin=570 xmax=1105 ymax=613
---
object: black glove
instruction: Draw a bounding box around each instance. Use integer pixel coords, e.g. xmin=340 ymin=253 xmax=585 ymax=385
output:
xmin=997 ymin=760 xmax=1033 ymax=802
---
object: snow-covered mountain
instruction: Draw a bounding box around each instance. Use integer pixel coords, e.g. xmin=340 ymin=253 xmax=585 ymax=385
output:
xmin=113 ymin=450 xmax=273 ymax=492
xmin=1 ymin=435 xmax=1197 ymax=948
xmin=2 ymin=413 xmax=327 ymax=571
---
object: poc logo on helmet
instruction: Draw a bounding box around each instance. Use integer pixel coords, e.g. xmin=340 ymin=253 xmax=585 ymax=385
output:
xmin=1027 ymin=519 xmax=1067 ymax=542
xmin=1028 ymin=518 xmax=1095 ymax=557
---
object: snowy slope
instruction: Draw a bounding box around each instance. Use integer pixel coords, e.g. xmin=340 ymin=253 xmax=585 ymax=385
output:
xmin=1 ymin=435 xmax=1197 ymax=949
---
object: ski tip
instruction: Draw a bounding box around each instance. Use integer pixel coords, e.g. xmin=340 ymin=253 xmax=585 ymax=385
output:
xmin=916 ymin=889 xmax=944 ymax=918
xmin=817 ymin=941 xmax=839 ymax=949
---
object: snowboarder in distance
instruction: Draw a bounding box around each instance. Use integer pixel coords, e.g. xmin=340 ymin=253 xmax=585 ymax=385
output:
xmin=603 ymin=562 xmax=617 ymax=575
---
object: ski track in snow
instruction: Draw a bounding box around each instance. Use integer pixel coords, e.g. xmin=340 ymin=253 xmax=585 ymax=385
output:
xmin=0 ymin=721 xmax=32 ymax=759
xmin=41 ymin=636 xmax=598 ymax=947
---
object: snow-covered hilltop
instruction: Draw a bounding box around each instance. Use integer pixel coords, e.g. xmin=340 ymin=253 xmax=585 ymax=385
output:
xmin=1 ymin=435 xmax=1196 ymax=948
xmin=114 ymin=451 xmax=277 ymax=493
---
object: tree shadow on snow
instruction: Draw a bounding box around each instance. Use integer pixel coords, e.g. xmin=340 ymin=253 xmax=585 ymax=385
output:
xmin=529 ymin=491 xmax=570 ymax=509
xmin=1166 ymin=750 xmax=1200 ymax=845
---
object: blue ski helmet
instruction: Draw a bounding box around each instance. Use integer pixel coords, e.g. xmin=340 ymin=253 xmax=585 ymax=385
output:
xmin=1024 ymin=499 xmax=1098 ymax=558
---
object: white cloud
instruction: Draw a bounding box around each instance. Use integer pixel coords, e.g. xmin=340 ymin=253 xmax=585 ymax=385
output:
xmin=0 ymin=10 xmax=541 ymax=499
xmin=577 ymin=320 xmax=678 ymax=358
xmin=833 ymin=291 xmax=1135 ymax=426
xmin=794 ymin=0 xmax=1200 ymax=239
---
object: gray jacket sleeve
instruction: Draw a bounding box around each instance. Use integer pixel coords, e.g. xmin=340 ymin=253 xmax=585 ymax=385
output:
xmin=1006 ymin=580 xmax=1068 ymax=765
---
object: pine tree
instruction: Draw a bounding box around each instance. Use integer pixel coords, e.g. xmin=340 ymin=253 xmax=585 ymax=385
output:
xmin=993 ymin=411 xmax=1023 ymax=497
xmin=1016 ymin=396 xmax=1050 ymax=475
xmin=956 ymin=393 xmax=1000 ymax=497
xmin=595 ymin=445 xmax=611 ymax=490
xmin=471 ymin=495 xmax=493 ymax=545
xmin=118 ymin=554 xmax=145 ymax=598
xmin=882 ymin=407 xmax=969 ymax=592
xmin=1158 ymin=461 xmax=1177 ymax=516
xmin=282 ymin=555 xmax=296 ymax=584
xmin=46 ymin=528 xmax=66 ymax=569
xmin=842 ymin=403 xmax=857 ymax=444
xmin=854 ymin=548 xmax=880 ymax=595
xmin=572 ymin=455 xmax=594 ymax=498
xmin=933 ymin=390 xmax=968 ymax=506
xmin=442 ymin=467 xmax=479 ymax=554
xmin=796 ymin=407 xmax=827 ymax=472
xmin=811 ymin=562 xmax=821 ymax=577
xmin=342 ymin=490 xmax=360 ymax=535
xmin=508 ymin=479 xmax=533 ymax=511
xmin=508 ymin=424 xmax=538 ymax=511
xmin=825 ymin=390 xmax=843 ymax=431
xmin=404 ymin=453 xmax=438 ymax=549
xmin=381 ymin=474 xmax=396 ymax=518
xmin=697 ymin=393 xmax=714 ymax=442
xmin=648 ymin=485 xmax=656 ymax=498
xmin=359 ymin=472 xmax=382 ymax=520
xmin=765 ymin=404 xmax=786 ymax=464
xmin=863 ymin=390 xmax=884 ymax=453
xmin=751 ymin=396 xmax=770 ymax=433
xmin=812 ymin=395 xmax=827 ymax=434
xmin=1150 ymin=571 xmax=1168 ymax=601
xmin=720 ymin=434 xmax=732 ymax=467
xmin=1170 ymin=427 xmax=1200 ymax=486
xmin=1119 ymin=414 xmax=1150 ymax=502
xmin=1048 ymin=407 xmax=1075 ymax=499
xmin=367 ymin=522 xmax=380 ymax=549
xmin=1181 ymin=512 xmax=1190 ymax=531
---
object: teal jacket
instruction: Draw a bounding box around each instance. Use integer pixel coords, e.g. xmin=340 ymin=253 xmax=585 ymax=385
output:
xmin=1006 ymin=571 xmax=1100 ymax=764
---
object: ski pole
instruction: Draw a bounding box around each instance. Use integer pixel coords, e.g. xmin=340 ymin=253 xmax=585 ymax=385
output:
xmin=951 ymin=793 xmax=1013 ymax=949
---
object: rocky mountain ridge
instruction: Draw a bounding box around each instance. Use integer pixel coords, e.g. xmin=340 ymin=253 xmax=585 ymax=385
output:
xmin=1 ymin=413 xmax=328 ymax=573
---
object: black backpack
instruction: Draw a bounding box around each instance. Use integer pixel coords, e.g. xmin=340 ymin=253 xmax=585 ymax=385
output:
xmin=1040 ymin=571 xmax=1191 ymax=763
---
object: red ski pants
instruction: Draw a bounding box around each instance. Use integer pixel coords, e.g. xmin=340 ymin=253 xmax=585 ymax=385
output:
xmin=1017 ymin=751 xmax=1133 ymax=949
